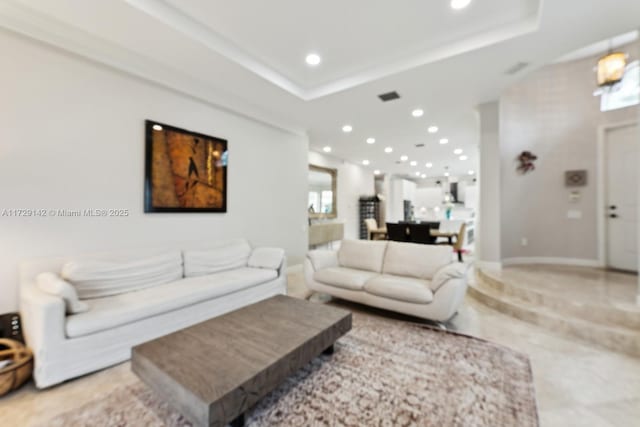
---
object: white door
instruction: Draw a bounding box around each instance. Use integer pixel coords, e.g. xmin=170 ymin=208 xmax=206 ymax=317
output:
xmin=606 ymin=122 xmax=639 ymax=272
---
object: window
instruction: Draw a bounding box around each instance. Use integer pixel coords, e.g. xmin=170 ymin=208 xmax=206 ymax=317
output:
xmin=308 ymin=192 xmax=319 ymax=213
xmin=601 ymin=60 xmax=640 ymax=112
xmin=321 ymin=191 xmax=333 ymax=214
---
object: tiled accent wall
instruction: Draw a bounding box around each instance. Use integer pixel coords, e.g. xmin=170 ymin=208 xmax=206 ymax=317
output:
xmin=500 ymin=40 xmax=640 ymax=260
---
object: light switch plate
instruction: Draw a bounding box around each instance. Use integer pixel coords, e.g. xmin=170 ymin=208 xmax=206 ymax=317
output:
xmin=569 ymin=191 xmax=581 ymax=203
xmin=567 ymin=210 xmax=582 ymax=220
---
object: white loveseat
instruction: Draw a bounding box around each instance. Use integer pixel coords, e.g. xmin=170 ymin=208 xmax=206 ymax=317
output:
xmin=19 ymin=239 xmax=286 ymax=388
xmin=304 ymin=240 xmax=468 ymax=322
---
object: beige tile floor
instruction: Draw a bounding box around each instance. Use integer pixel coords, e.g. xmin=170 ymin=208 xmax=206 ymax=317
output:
xmin=1 ymin=268 xmax=639 ymax=427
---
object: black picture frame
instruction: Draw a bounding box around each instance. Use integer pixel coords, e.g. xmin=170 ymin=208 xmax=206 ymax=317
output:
xmin=144 ymin=120 xmax=228 ymax=213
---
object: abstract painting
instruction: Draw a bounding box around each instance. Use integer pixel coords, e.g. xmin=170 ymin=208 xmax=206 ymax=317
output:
xmin=144 ymin=120 xmax=227 ymax=212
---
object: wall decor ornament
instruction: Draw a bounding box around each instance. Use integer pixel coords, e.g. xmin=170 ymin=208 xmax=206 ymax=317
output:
xmin=516 ymin=151 xmax=537 ymax=174
xmin=144 ymin=120 xmax=228 ymax=213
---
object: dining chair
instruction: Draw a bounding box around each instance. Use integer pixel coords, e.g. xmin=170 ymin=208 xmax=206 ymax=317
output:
xmin=364 ymin=218 xmax=387 ymax=240
xmin=452 ymin=223 xmax=467 ymax=262
xmin=408 ymin=223 xmax=438 ymax=244
xmin=453 ymin=222 xmax=467 ymax=262
xmin=385 ymin=222 xmax=410 ymax=242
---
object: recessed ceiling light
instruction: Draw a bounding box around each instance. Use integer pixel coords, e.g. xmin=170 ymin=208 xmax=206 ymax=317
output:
xmin=444 ymin=172 xmax=450 ymax=177
xmin=384 ymin=147 xmax=393 ymax=153
xmin=374 ymin=170 xmax=381 ymax=175
xmin=428 ymin=126 xmax=439 ymax=134
xmin=410 ymin=161 xmax=417 ymax=166
xmin=362 ymin=160 xmax=370 ymax=166
xmin=323 ymin=146 xmax=332 ymax=153
xmin=459 ymin=155 xmax=468 ymax=161
xmin=400 ymin=155 xmax=409 ymax=162
xmin=342 ymin=125 xmax=353 ymax=133
xmin=454 ymin=148 xmax=463 ymax=155
xmin=468 ymin=170 xmax=475 ymax=175
xmin=152 ymin=124 xmax=163 ymax=131
xmin=412 ymin=109 xmax=424 ymax=118
xmin=450 ymin=0 xmax=472 ymax=10
xmin=439 ymin=138 xmax=449 ymax=145
xmin=421 ymin=174 xmax=427 ymax=179
xmin=415 ymin=171 xmax=421 ymax=177
xmin=366 ymin=137 xmax=376 ymax=144
xmin=305 ymin=53 xmax=321 ymax=66
xmin=426 ymin=162 xmax=433 ymax=168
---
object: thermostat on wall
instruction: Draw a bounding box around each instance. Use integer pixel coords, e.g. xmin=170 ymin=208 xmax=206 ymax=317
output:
xmin=565 ymin=170 xmax=587 ymax=187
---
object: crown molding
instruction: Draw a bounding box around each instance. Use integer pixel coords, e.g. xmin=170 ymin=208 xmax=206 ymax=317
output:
xmin=126 ymin=0 xmax=543 ymax=101
xmin=0 ymin=0 xmax=543 ymax=106
xmin=0 ymin=0 xmax=306 ymax=136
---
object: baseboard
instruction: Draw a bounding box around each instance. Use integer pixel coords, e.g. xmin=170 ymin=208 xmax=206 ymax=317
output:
xmin=501 ymin=257 xmax=603 ymax=268
xmin=475 ymin=261 xmax=502 ymax=271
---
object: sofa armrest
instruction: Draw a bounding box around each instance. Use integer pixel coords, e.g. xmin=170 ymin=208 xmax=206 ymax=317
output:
xmin=20 ymin=282 xmax=66 ymax=355
xmin=431 ymin=263 xmax=469 ymax=293
xmin=248 ymin=247 xmax=285 ymax=271
xmin=306 ymin=250 xmax=339 ymax=272
xmin=277 ymin=257 xmax=287 ymax=279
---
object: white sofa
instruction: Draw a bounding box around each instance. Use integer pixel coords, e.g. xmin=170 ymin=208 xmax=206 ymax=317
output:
xmin=304 ymin=240 xmax=468 ymax=322
xmin=19 ymin=239 xmax=287 ymax=388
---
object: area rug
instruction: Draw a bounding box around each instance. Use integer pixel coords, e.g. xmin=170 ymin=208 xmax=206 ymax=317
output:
xmin=42 ymin=312 xmax=538 ymax=427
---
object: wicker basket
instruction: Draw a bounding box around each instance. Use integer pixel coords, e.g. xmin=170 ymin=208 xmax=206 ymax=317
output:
xmin=0 ymin=338 xmax=33 ymax=396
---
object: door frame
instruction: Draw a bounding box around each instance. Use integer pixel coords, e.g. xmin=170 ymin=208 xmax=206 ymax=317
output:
xmin=596 ymin=119 xmax=639 ymax=268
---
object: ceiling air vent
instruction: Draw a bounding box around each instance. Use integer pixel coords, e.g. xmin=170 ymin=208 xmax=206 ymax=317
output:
xmin=505 ymin=62 xmax=529 ymax=75
xmin=415 ymin=143 xmax=425 ymax=148
xmin=378 ymin=91 xmax=401 ymax=102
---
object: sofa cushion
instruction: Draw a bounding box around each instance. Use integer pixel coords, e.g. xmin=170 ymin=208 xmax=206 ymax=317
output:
xmin=61 ymin=250 xmax=183 ymax=299
xmin=382 ymin=242 xmax=452 ymax=280
xmin=36 ymin=272 xmax=89 ymax=314
xmin=65 ymin=267 xmax=277 ymax=338
xmin=314 ymin=267 xmax=378 ymax=291
xmin=364 ymin=275 xmax=434 ymax=304
xmin=338 ymin=240 xmax=388 ymax=273
xmin=248 ymin=247 xmax=285 ymax=270
xmin=183 ymin=239 xmax=252 ymax=277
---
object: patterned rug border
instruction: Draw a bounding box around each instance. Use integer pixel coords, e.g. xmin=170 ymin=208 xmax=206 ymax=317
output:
xmin=399 ymin=319 xmax=541 ymax=427
xmin=323 ymin=299 xmax=541 ymax=427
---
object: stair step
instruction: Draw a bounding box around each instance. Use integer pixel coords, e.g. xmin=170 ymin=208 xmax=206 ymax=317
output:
xmin=477 ymin=269 xmax=640 ymax=331
xmin=469 ymin=274 xmax=640 ymax=357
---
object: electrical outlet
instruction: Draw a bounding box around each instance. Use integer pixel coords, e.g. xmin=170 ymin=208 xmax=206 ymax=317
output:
xmin=521 ymin=237 xmax=528 ymax=247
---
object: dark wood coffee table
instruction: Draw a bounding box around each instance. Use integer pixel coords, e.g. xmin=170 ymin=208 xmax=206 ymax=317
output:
xmin=132 ymin=295 xmax=352 ymax=427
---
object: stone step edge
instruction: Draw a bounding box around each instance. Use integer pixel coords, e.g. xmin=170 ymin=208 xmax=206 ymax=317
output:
xmin=468 ymin=279 xmax=640 ymax=358
xmin=476 ymin=269 xmax=640 ymax=331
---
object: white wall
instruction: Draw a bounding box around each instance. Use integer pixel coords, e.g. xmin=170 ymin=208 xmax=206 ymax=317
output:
xmin=308 ymin=151 xmax=374 ymax=240
xmin=415 ymin=187 xmax=444 ymax=210
xmin=477 ymin=101 xmax=502 ymax=265
xmin=388 ymin=178 xmax=417 ymax=222
xmin=388 ymin=179 xmax=403 ymax=223
xmin=464 ymin=184 xmax=478 ymax=209
xmin=0 ymin=31 xmax=309 ymax=313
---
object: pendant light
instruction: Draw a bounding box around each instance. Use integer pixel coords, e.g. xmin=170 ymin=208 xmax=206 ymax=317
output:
xmin=597 ymin=40 xmax=628 ymax=87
